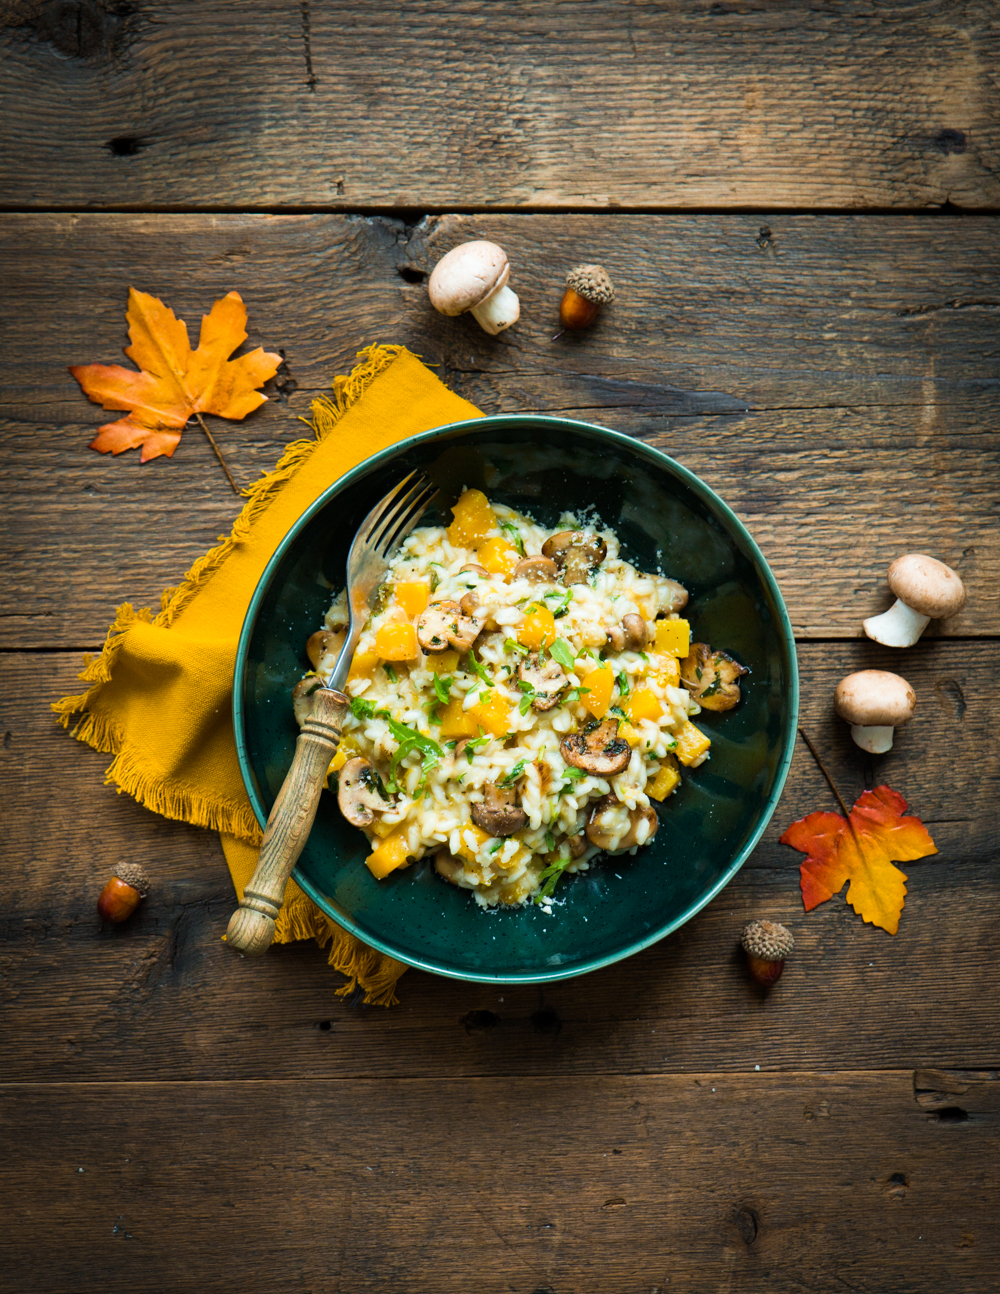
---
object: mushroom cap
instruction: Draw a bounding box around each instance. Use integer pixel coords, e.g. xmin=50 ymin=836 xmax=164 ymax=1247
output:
xmin=741 ymin=919 xmax=794 ymax=960
xmin=887 ymin=553 xmax=966 ymax=619
xmin=428 ymin=241 xmax=510 ymax=316
xmin=113 ymin=862 xmax=150 ymax=895
xmin=566 ymin=263 xmax=615 ymax=304
xmin=834 ymin=670 xmax=916 ymax=727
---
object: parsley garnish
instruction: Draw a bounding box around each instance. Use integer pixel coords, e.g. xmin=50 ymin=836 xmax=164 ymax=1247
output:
xmin=499 ymin=520 xmax=525 ymax=555
xmin=464 ymin=732 xmax=491 ymax=763
xmin=499 ymin=759 xmax=527 ymax=787
xmin=549 ymin=638 xmax=576 ymax=670
xmin=617 ymin=671 xmax=630 ymax=698
xmin=349 ymin=697 xmax=377 ymax=721
xmin=542 ymin=587 xmax=573 ymax=618
xmin=466 ymin=653 xmax=493 ymax=687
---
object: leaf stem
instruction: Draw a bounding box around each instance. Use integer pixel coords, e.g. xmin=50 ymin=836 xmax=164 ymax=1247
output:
xmin=797 ymin=726 xmax=851 ymax=819
xmin=194 ymin=413 xmax=239 ymax=494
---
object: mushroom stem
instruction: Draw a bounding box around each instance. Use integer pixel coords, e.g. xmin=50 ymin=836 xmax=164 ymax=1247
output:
xmin=850 ymin=724 xmax=896 ymax=754
xmin=863 ymin=599 xmax=931 ymax=648
xmin=470 ymin=284 xmax=520 ymax=335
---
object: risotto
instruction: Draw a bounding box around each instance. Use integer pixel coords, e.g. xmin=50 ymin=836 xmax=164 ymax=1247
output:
xmin=301 ymin=489 xmax=747 ymax=909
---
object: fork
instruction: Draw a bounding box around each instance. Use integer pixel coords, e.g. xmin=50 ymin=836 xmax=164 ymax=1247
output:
xmin=226 ymin=471 xmax=439 ymax=956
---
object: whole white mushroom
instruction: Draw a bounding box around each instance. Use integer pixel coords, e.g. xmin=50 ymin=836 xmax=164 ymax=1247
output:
xmin=427 ymin=240 xmax=520 ymax=335
xmin=834 ymin=670 xmax=916 ymax=754
xmin=863 ymin=554 xmax=965 ymax=648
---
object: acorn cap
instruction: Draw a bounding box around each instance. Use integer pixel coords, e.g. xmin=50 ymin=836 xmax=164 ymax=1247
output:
xmin=741 ymin=919 xmax=794 ymax=961
xmin=113 ymin=862 xmax=150 ymax=896
xmin=834 ymin=670 xmax=916 ymax=727
xmin=565 ymin=263 xmax=615 ymax=304
xmin=887 ymin=553 xmax=965 ymax=619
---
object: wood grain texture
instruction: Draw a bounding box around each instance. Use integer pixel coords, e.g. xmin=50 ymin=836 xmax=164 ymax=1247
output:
xmin=2 ymin=1072 xmax=997 ymax=1293
xmin=2 ymin=212 xmax=998 ymax=645
xmin=3 ymin=643 xmax=996 ymax=1082
xmin=1 ymin=1 xmax=999 ymax=210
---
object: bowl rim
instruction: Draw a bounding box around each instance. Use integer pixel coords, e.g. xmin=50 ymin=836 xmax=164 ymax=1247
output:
xmin=234 ymin=412 xmax=799 ymax=983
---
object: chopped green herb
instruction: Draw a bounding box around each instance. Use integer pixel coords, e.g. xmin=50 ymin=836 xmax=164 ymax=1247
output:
xmin=500 ymin=759 xmax=528 ymax=787
xmin=384 ymin=663 xmax=398 ymax=684
xmin=701 ymin=676 xmax=723 ymax=698
xmin=499 ymin=520 xmax=525 ymax=555
xmin=562 ymin=686 xmax=591 ymax=704
xmin=544 ymin=831 xmax=556 ymax=851
xmin=617 ymin=671 xmax=630 ymax=698
xmin=639 ymin=651 xmax=650 ymax=664
xmin=380 ymin=714 xmax=444 ymax=794
xmin=349 ymin=697 xmax=377 ymax=720
xmin=464 ymin=733 xmax=491 ymax=763
xmin=504 ymin=638 xmax=529 ymax=656
xmin=519 ymin=691 xmax=536 ymax=715
xmin=609 ymin=704 xmax=628 ymax=720
xmin=536 ymin=853 xmax=574 ymax=899
xmin=433 ymin=674 xmax=452 ymax=705
xmin=549 ymin=638 xmax=576 ymax=670
xmin=543 ymin=587 xmax=573 ymax=618
xmin=466 ymin=653 xmax=493 ymax=687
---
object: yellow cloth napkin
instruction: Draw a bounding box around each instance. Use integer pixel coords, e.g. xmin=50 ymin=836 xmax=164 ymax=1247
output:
xmin=55 ymin=345 xmax=482 ymax=1004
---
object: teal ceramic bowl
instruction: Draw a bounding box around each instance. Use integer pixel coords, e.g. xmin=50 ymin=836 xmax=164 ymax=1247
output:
xmin=234 ymin=415 xmax=798 ymax=984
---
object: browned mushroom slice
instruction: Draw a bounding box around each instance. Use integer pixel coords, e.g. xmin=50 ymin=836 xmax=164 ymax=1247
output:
xmin=585 ymin=795 xmax=659 ymax=853
xmin=434 ymin=848 xmax=466 ymax=884
xmin=605 ymin=624 xmax=625 ymax=652
xmin=679 ymin=642 xmax=749 ymax=712
xmin=337 ymin=758 xmax=394 ymax=827
xmin=653 ymin=576 xmax=689 ymax=614
xmin=307 ymin=629 xmax=339 ymax=671
xmin=518 ymin=652 xmax=568 ymax=711
xmin=459 ymin=590 xmax=480 ymax=617
xmin=567 ymin=832 xmax=587 ymax=859
xmin=416 ymin=599 xmax=484 ymax=653
xmin=621 ymin=614 xmax=649 ymax=650
xmin=471 ymin=782 xmax=528 ymax=837
xmin=292 ymin=675 xmax=324 ymax=727
xmin=512 ymin=555 xmax=560 ymax=583
xmin=560 ymin=719 xmax=631 ymax=776
xmin=541 ymin=530 xmax=608 ymax=586
xmin=460 ymin=563 xmax=489 ymax=578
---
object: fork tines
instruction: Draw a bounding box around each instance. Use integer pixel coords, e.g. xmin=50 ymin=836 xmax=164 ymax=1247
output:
xmin=370 ymin=473 xmax=439 ymax=558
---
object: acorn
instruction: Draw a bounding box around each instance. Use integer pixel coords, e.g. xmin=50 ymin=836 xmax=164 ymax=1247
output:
xmin=741 ymin=919 xmax=794 ymax=986
xmin=97 ymin=863 xmax=150 ymax=923
xmin=556 ymin=263 xmax=615 ymax=335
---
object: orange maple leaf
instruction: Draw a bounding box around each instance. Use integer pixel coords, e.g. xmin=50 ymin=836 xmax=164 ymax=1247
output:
xmin=69 ymin=288 xmax=282 ymax=463
xmin=780 ymin=786 xmax=937 ymax=934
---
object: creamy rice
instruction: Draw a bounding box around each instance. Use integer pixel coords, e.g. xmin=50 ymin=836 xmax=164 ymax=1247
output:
xmin=310 ymin=492 xmax=717 ymax=909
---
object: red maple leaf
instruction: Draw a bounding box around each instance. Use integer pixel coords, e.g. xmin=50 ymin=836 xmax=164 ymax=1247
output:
xmin=780 ymin=786 xmax=937 ymax=934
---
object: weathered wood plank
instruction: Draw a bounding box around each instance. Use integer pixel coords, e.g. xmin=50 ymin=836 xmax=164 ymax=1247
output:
xmin=3 ymin=643 xmax=997 ymax=1082
xmin=2 ymin=213 xmax=998 ymax=645
xmin=1 ymin=1 xmax=998 ymax=210
xmin=2 ymin=1072 xmax=997 ymax=1293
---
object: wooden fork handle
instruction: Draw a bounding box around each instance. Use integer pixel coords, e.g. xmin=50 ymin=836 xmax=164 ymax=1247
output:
xmin=226 ymin=688 xmax=349 ymax=957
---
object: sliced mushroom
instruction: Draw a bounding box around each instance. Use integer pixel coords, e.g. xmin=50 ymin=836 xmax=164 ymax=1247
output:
xmin=307 ymin=629 xmax=336 ymax=671
xmin=560 ymin=718 xmax=631 ymax=776
xmin=337 ymin=757 xmax=394 ymax=828
xmin=292 ymin=675 xmax=324 ymax=727
xmin=416 ymin=599 xmax=484 ymax=653
xmin=460 ymin=563 xmax=489 ymax=578
xmin=512 ymin=555 xmax=560 ymax=583
xmin=653 ymin=576 xmax=689 ymax=614
xmin=567 ymin=832 xmax=587 ymax=859
xmin=518 ymin=652 xmax=568 ymax=711
xmin=679 ymin=642 xmax=749 ymax=712
xmin=471 ymin=782 xmax=528 ymax=837
xmin=541 ymin=530 xmax=608 ymax=586
xmin=434 ymin=848 xmax=465 ymax=884
xmin=621 ymin=614 xmax=649 ymax=650
xmin=459 ymin=590 xmax=480 ymax=617
xmin=605 ymin=624 xmax=626 ymax=652
xmin=585 ymin=795 xmax=659 ymax=853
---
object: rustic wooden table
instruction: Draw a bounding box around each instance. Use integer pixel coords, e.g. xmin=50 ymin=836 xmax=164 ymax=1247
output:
xmin=2 ymin=4 xmax=999 ymax=1291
